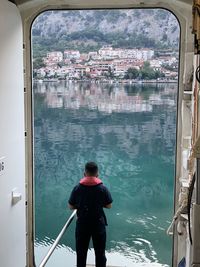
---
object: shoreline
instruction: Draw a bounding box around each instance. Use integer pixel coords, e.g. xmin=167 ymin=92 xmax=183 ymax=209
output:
xmin=34 ymin=78 xmax=178 ymax=84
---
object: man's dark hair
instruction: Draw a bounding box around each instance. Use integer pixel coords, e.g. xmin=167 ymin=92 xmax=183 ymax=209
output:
xmin=85 ymin=162 xmax=98 ymax=176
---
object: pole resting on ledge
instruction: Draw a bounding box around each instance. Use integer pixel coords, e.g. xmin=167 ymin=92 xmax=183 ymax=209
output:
xmin=39 ymin=209 xmax=77 ymax=267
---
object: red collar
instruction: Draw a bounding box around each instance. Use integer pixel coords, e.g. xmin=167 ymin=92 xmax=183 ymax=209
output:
xmin=80 ymin=176 xmax=102 ymax=186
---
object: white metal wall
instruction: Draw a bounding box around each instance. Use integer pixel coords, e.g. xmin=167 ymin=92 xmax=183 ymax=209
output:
xmin=0 ymin=1 xmax=26 ymax=266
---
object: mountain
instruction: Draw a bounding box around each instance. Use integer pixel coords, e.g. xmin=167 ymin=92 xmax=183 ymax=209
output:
xmin=32 ymin=9 xmax=180 ymax=58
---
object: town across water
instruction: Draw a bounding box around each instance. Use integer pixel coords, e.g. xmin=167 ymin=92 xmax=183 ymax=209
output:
xmin=34 ymin=81 xmax=177 ymax=267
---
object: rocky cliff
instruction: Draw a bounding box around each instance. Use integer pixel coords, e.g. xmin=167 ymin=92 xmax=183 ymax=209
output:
xmin=32 ymin=9 xmax=180 ymax=57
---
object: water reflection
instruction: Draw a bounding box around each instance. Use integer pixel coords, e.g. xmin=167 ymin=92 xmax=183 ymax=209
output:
xmin=34 ymin=81 xmax=177 ymax=267
xmin=34 ymin=81 xmax=176 ymax=113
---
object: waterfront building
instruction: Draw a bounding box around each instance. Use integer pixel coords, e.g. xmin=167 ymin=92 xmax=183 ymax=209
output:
xmin=46 ymin=51 xmax=63 ymax=63
xmin=64 ymin=50 xmax=81 ymax=59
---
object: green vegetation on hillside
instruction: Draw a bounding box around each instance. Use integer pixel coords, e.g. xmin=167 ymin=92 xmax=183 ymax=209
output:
xmin=32 ymin=31 xmax=167 ymax=59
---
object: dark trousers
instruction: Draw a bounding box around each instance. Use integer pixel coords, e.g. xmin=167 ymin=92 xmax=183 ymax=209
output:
xmin=75 ymin=221 xmax=107 ymax=267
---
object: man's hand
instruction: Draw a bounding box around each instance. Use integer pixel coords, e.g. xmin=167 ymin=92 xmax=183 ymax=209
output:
xmin=68 ymin=204 xmax=76 ymax=210
xmin=104 ymin=203 xmax=112 ymax=209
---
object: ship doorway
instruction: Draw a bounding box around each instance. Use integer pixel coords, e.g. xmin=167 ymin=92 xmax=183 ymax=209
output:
xmin=31 ymin=8 xmax=180 ymax=267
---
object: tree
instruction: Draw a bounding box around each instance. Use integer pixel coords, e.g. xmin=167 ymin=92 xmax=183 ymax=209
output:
xmin=33 ymin=57 xmax=46 ymax=69
xmin=107 ymin=66 xmax=115 ymax=79
xmin=33 ymin=70 xmax=38 ymax=78
xmin=140 ymin=61 xmax=155 ymax=79
xmin=57 ymin=61 xmax=64 ymax=68
xmin=154 ymin=70 xmax=165 ymax=79
xmin=138 ymin=61 xmax=165 ymax=80
xmin=125 ymin=68 xmax=139 ymax=79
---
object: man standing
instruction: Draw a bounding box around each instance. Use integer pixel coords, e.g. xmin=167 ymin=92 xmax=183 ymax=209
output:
xmin=68 ymin=162 xmax=113 ymax=267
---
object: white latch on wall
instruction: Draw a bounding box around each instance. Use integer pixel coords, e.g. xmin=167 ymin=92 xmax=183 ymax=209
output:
xmin=12 ymin=188 xmax=22 ymax=205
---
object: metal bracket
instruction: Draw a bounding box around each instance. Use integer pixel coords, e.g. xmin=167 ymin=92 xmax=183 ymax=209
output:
xmin=12 ymin=188 xmax=22 ymax=205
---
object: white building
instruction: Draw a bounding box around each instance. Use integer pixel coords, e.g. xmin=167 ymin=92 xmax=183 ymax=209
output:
xmin=136 ymin=49 xmax=154 ymax=61
xmin=64 ymin=50 xmax=80 ymax=59
xmin=98 ymin=46 xmax=123 ymax=59
xmin=46 ymin=51 xmax=63 ymax=63
xmin=114 ymin=65 xmax=129 ymax=77
xmin=98 ymin=46 xmax=154 ymax=61
xmin=121 ymin=49 xmax=138 ymax=59
xmin=149 ymin=59 xmax=162 ymax=70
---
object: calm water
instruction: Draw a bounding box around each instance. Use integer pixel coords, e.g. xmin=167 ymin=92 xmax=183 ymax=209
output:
xmin=33 ymin=81 xmax=177 ymax=267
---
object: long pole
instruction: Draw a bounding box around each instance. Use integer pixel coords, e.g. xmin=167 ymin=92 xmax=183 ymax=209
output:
xmin=39 ymin=210 xmax=77 ymax=267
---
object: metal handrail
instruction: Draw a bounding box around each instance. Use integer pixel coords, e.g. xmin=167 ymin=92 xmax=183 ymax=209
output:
xmin=38 ymin=209 xmax=77 ymax=267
